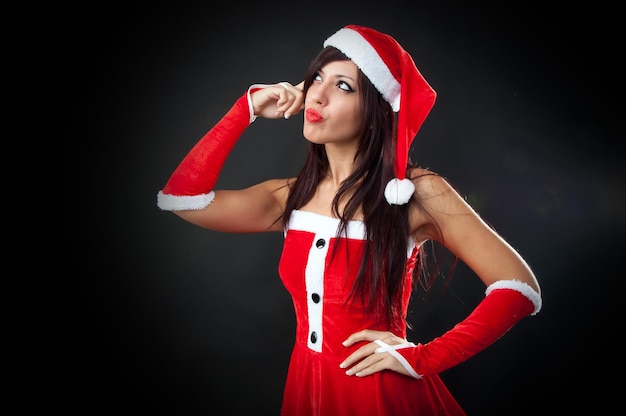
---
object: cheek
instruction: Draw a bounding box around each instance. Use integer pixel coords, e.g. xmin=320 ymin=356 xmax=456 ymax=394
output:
xmin=340 ymin=108 xmax=363 ymax=134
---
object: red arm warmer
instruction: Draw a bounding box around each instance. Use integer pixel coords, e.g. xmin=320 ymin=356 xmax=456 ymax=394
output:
xmin=385 ymin=280 xmax=541 ymax=379
xmin=157 ymin=90 xmax=255 ymax=211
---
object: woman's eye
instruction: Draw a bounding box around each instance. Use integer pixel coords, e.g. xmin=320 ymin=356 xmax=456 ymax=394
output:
xmin=338 ymin=81 xmax=353 ymax=92
xmin=314 ymin=74 xmax=322 ymax=82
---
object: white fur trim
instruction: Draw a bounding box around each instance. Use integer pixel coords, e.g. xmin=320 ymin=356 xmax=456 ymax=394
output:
xmin=485 ymin=279 xmax=542 ymax=315
xmin=384 ymin=178 xmax=415 ymax=205
xmin=303 ymin=227 xmax=329 ymax=353
xmin=285 ymin=211 xmax=366 ymax=352
xmin=286 ymin=210 xmax=416 ymax=257
xmin=286 ymin=210 xmax=366 ymax=240
xmin=157 ymin=190 xmax=215 ymax=211
xmin=324 ymin=28 xmax=401 ymax=111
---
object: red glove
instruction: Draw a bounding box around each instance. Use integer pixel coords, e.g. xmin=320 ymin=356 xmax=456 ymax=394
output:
xmin=377 ymin=279 xmax=542 ymax=379
xmin=157 ymin=87 xmax=260 ymax=211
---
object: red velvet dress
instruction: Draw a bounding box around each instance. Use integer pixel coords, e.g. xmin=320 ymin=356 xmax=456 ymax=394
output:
xmin=278 ymin=210 xmax=466 ymax=416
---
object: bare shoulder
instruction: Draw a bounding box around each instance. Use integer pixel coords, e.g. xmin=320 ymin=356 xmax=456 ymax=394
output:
xmin=261 ymin=177 xmax=295 ymax=192
xmin=259 ymin=177 xmax=295 ymax=209
xmin=408 ymin=167 xmax=476 ymax=240
xmin=408 ymin=167 xmax=455 ymax=199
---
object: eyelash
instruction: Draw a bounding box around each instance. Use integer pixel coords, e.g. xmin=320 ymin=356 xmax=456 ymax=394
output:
xmin=314 ymin=74 xmax=354 ymax=92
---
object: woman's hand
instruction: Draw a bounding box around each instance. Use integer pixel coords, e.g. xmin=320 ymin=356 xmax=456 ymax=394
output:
xmin=340 ymin=329 xmax=414 ymax=377
xmin=251 ymin=81 xmax=304 ymax=119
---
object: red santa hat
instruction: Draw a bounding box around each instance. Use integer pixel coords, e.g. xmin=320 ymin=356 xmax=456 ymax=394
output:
xmin=323 ymin=25 xmax=437 ymax=205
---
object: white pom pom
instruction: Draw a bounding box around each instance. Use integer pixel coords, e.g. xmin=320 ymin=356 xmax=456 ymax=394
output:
xmin=384 ymin=178 xmax=415 ymax=205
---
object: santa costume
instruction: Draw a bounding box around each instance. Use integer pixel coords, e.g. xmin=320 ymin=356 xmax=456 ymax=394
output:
xmin=158 ymin=24 xmax=542 ymax=416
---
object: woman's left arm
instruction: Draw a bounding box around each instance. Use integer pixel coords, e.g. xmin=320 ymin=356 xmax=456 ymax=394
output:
xmin=421 ymin=173 xmax=540 ymax=293
xmin=340 ymin=173 xmax=541 ymax=379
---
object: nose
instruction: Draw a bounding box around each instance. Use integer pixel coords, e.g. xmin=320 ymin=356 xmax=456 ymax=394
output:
xmin=307 ymin=82 xmax=328 ymax=106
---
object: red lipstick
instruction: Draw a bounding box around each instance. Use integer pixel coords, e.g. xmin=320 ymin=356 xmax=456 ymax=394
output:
xmin=305 ymin=108 xmax=323 ymax=122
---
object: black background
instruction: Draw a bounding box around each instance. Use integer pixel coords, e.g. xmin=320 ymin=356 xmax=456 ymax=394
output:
xmin=60 ymin=2 xmax=622 ymax=414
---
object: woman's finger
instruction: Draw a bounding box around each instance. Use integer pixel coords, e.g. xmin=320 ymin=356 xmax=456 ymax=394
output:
xmin=276 ymin=82 xmax=304 ymax=119
xmin=339 ymin=340 xmax=380 ymax=369
xmin=342 ymin=329 xmax=387 ymax=346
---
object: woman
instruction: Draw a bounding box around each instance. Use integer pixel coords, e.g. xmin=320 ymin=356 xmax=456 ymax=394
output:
xmin=157 ymin=24 xmax=541 ymax=416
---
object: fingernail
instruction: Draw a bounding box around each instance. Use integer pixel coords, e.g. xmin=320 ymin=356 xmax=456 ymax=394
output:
xmin=339 ymin=362 xmax=345 ymax=368
xmin=345 ymin=370 xmax=353 ymax=376
xmin=284 ymin=113 xmax=290 ymax=119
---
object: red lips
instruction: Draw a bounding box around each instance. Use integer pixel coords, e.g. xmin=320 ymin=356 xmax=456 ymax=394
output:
xmin=305 ymin=108 xmax=323 ymax=122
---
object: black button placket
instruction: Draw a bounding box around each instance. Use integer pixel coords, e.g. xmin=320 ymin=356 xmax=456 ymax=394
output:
xmin=306 ymin=234 xmax=328 ymax=352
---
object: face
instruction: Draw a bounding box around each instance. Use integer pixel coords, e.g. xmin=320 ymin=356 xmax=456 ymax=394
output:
xmin=303 ymin=60 xmax=363 ymax=148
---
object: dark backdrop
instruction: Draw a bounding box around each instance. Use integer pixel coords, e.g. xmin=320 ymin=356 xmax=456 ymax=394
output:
xmin=60 ymin=2 xmax=622 ymax=414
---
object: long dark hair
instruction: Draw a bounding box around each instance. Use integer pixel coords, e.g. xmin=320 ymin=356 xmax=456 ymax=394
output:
xmin=283 ymin=47 xmax=445 ymax=328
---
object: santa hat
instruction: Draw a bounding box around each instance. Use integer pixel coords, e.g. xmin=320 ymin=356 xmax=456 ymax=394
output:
xmin=323 ymin=25 xmax=437 ymax=205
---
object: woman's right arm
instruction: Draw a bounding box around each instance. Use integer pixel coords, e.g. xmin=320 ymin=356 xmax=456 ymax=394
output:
xmin=157 ymin=82 xmax=304 ymax=233
xmin=174 ymin=178 xmax=292 ymax=233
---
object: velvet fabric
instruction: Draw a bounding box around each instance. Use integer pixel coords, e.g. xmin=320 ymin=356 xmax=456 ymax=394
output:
xmin=162 ymin=93 xmax=249 ymax=197
xmin=397 ymin=284 xmax=537 ymax=379
xmin=278 ymin=210 xmax=466 ymax=415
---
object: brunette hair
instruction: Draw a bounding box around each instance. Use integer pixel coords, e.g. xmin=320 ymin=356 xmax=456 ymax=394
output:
xmin=283 ymin=46 xmax=445 ymax=328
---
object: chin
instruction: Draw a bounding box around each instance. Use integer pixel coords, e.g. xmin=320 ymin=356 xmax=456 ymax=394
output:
xmin=302 ymin=127 xmax=324 ymax=145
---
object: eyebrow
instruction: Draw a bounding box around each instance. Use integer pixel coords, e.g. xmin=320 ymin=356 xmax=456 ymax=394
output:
xmin=319 ymin=67 xmax=356 ymax=82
